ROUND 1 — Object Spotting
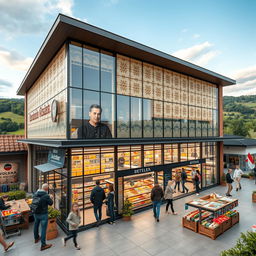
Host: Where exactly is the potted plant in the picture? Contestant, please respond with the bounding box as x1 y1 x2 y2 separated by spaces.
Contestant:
221 231 256 256
248 172 254 180
221 173 226 186
122 198 134 221
46 207 61 240
252 191 256 203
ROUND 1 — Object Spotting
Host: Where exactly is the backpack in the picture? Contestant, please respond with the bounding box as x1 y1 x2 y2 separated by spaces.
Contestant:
30 195 42 214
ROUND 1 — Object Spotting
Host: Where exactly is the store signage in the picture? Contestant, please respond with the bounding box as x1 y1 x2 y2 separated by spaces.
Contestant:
29 100 58 122
133 167 152 174
0 162 18 183
48 149 65 168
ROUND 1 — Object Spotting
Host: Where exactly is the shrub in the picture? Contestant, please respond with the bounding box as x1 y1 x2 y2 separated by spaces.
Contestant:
48 207 61 219
248 172 254 177
0 190 26 200
241 174 249 178
221 231 256 256
122 198 134 217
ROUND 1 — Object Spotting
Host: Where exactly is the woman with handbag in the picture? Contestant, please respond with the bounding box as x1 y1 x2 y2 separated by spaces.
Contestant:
106 184 115 224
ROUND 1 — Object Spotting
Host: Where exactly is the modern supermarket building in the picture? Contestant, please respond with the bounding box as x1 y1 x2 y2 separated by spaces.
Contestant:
17 14 236 231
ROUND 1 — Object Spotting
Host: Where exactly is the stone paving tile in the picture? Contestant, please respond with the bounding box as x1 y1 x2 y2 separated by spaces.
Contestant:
2 179 255 256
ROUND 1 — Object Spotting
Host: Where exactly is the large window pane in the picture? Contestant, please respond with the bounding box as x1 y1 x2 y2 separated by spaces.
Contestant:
101 147 114 173
118 146 130 170
144 145 154 167
83 90 100 121
69 44 82 88
101 52 115 93
164 144 173 164
70 88 82 138
83 46 100 90
131 146 142 168
131 97 142 138
117 95 130 138
101 93 115 137
143 99 153 137
173 120 181 137
154 145 162 165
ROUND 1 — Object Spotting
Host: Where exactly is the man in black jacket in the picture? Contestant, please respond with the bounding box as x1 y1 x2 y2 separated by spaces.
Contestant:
33 183 53 251
181 168 189 193
226 169 234 197
90 180 106 226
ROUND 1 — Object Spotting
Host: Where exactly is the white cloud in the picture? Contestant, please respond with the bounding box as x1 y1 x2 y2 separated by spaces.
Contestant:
172 41 220 67
181 28 188 33
193 34 200 39
0 78 13 97
0 46 33 71
224 66 256 96
0 0 74 37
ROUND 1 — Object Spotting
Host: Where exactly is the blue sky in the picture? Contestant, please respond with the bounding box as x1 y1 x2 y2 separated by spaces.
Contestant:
0 0 255 97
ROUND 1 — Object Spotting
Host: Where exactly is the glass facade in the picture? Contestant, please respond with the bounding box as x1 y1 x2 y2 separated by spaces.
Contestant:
68 42 219 140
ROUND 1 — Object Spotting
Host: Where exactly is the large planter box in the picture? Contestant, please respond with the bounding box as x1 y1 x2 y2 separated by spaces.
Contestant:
221 218 232 232
231 212 239 226
123 216 132 221
182 217 198 233
46 218 58 240
198 223 222 240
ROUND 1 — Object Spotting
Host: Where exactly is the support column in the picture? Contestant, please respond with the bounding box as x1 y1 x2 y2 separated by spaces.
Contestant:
27 144 33 192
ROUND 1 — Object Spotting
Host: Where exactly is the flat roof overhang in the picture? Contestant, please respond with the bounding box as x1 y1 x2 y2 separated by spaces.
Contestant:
17 14 235 96
18 136 241 148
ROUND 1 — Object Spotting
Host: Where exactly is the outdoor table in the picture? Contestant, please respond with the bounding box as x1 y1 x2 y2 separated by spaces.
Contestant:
7 199 31 229
185 195 238 223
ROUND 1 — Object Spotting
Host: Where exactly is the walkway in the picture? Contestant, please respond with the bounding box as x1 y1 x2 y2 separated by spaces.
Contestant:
3 178 256 256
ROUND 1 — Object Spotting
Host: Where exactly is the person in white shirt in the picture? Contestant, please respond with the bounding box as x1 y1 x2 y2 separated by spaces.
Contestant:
233 165 244 191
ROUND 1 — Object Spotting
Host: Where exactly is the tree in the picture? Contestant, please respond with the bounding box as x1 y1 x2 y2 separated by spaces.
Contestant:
230 119 249 137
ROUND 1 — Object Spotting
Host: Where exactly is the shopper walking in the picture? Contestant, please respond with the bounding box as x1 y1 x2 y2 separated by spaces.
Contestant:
0 195 11 210
0 233 14 252
191 168 197 189
151 183 164 222
181 168 189 193
226 169 234 197
233 165 244 191
63 202 81 250
174 171 181 192
32 183 53 251
90 180 106 226
164 180 177 215
106 184 115 224
195 170 201 195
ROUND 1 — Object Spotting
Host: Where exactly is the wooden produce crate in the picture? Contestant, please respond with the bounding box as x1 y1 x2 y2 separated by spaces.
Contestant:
198 223 222 240
231 212 239 226
182 217 198 233
222 218 232 232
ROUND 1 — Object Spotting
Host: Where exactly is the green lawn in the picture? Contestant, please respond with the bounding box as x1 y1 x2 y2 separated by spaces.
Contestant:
0 112 24 124
240 102 256 109
6 129 24 135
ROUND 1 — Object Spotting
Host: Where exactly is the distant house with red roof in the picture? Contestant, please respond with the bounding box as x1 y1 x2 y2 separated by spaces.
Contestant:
0 135 27 190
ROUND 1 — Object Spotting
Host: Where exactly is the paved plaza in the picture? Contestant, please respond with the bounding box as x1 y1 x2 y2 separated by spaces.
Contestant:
3 178 256 256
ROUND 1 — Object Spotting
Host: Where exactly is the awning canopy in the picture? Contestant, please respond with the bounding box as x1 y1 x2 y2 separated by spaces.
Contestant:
34 162 62 173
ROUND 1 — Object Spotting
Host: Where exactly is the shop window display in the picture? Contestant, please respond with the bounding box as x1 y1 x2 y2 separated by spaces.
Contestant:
131 146 142 168
118 146 131 170
144 145 154 167
164 144 174 164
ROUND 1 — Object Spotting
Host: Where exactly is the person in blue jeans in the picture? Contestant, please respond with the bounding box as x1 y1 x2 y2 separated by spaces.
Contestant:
151 183 164 222
33 184 53 251
90 180 106 226
106 184 115 224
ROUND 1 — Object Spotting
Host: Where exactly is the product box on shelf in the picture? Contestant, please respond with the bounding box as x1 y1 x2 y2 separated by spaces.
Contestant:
231 212 239 226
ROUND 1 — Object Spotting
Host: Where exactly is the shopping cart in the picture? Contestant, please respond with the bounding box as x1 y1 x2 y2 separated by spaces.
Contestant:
0 210 21 238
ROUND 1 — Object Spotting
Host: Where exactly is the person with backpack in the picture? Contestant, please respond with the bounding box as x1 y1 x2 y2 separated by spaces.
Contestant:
181 168 189 193
195 170 201 195
90 180 106 227
151 183 164 222
32 183 53 251
63 202 81 250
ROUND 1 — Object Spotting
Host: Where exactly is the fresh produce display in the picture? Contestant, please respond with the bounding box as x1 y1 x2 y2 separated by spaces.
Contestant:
184 210 211 222
201 216 220 229
224 210 237 217
213 215 230 224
